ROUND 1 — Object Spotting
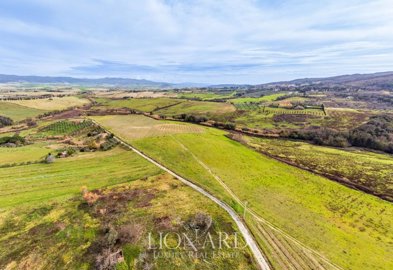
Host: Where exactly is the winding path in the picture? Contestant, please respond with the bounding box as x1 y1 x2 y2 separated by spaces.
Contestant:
91 119 271 270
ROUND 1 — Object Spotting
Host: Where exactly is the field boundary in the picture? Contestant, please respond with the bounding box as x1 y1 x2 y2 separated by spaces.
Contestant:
229 134 393 202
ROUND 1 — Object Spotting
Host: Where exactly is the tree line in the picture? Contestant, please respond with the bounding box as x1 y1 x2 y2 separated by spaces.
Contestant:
283 115 393 154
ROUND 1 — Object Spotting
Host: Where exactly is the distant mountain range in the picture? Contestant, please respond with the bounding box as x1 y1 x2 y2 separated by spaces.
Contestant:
0 74 175 88
1 71 393 90
263 71 393 90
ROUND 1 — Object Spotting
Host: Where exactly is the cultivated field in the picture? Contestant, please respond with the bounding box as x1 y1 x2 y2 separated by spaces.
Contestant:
94 90 176 99
177 91 236 100
7 96 90 111
40 120 94 135
229 93 286 104
0 142 61 166
95 115 393 270
95 97 237 117
0 147 161 207
91 115 204 140
94 97 183 112
245 137 393 200
93 96 374 133
155 99 236 116
0 102 46 121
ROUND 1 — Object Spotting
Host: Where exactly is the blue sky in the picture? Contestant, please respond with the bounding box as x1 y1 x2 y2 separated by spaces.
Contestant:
0 0 392 84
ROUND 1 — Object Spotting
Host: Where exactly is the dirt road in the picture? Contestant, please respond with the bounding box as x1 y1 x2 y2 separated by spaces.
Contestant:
91 119 271 270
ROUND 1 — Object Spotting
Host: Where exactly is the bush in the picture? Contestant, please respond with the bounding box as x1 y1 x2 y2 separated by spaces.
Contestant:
181 114 208 123
0 115 13 128
0 135 25 146
224 122 236 130
25 118 37 127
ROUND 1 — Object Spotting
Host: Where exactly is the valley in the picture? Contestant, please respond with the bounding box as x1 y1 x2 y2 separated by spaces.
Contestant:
0 80 392 270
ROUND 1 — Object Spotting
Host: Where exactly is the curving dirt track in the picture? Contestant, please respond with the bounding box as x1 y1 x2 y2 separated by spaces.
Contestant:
91 119 271 270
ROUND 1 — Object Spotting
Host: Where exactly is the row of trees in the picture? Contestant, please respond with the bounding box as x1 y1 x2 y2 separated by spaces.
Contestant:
176 113 208 123
172 113 237 130
283 115 393 154
283 128 350 148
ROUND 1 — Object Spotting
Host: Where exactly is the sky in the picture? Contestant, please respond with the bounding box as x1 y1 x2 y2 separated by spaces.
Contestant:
0 0 393 84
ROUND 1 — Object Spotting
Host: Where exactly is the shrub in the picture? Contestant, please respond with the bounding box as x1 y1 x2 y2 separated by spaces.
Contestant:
0 115 13 128
0 135 25 146
224 122 236 130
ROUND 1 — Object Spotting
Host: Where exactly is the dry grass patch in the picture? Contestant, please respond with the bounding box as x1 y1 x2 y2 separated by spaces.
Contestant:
8 96 90 111
92 115 204 140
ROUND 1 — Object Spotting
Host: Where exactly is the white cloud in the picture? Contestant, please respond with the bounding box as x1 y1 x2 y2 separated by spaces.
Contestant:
0 0 392 83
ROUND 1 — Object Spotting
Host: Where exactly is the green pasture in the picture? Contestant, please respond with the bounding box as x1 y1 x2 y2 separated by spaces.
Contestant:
0 102 46 121
94 115 393 270
0 147 161 207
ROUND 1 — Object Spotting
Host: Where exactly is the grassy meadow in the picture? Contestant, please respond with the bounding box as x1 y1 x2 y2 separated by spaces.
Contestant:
94 97 183 112
177 91 236 100
229 93 286 104
321 108 370 129
94 114 393 270
0 142 58 166
0 118 257 269
246 137 393 200
94 97 236 117
155 99 236 116
0 147 162 207
0 173 257 270
0 102 46 121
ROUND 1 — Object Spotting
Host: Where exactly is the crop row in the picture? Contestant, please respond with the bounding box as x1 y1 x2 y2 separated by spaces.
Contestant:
42 120 94 135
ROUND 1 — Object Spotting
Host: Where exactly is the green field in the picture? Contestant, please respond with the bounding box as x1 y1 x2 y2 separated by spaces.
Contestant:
263 106 325 116
41 120 94 135
177 91 236 100
92 115 204 140
154 99 236 116
245 137 393 200
231 105 326 130
229 93 286 104
234 109 279 129
95 97 236 117
0 172 256 270
94 97 183 112
0 102 46 121
0 118 258 269
94 115 393 270
0 147 162 207
93 97 330 131
0 142 59 166
321 108 369 129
